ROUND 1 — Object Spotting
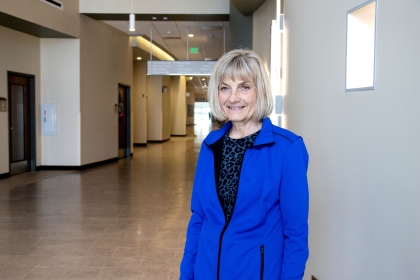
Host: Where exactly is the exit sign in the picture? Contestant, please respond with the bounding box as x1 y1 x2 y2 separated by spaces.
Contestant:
190 47 199 54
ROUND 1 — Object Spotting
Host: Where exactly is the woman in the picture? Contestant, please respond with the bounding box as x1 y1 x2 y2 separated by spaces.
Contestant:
180 49 309 280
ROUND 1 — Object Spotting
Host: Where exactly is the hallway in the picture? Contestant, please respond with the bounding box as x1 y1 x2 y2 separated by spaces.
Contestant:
0 123 215 279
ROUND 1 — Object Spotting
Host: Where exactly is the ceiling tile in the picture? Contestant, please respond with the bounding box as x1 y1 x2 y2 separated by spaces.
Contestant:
176 21 200 27
136 21 154 26
103 20 128 26
135 26 153 34
152 21 177 27
200 21 223 27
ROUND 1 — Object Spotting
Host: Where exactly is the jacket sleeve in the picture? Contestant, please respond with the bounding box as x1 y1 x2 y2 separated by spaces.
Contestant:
180 145 207 279
279 137 309 280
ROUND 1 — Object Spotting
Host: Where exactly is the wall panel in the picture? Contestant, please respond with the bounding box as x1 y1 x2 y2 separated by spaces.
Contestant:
284 0 420 278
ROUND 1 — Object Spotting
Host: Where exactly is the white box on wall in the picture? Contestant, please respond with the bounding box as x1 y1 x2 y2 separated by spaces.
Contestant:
41 104 57 135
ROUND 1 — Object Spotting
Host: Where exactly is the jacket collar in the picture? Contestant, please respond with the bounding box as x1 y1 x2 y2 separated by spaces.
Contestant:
204 118 275 146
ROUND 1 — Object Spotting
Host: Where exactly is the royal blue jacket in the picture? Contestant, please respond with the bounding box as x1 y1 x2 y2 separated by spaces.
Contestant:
180 118 309 280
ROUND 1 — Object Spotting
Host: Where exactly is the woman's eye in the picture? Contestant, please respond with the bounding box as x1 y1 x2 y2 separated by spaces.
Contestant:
242 86 250 90
220 86 229 91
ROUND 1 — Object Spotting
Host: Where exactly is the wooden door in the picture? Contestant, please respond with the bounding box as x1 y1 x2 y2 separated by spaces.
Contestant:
8 74 32 175
118 86 129 158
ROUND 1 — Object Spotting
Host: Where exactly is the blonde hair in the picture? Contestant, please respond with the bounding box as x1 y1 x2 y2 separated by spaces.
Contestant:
207 49 273 121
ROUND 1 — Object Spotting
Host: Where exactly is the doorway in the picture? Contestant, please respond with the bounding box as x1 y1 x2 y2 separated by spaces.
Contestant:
8 73 35 175
118 85 130 158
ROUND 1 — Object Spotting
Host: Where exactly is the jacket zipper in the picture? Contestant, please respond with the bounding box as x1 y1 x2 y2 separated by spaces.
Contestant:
216 156 246 280
215 142 255 280
260 245 265 280
217 222 229 280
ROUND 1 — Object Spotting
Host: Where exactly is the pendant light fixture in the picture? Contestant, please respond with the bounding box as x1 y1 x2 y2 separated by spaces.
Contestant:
129 0 135 31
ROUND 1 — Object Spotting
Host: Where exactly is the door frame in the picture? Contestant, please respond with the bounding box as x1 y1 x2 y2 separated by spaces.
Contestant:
118 83 131 158
7 71 36 174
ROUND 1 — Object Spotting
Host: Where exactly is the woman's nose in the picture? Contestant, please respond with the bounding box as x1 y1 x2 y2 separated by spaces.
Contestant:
228 88 240 102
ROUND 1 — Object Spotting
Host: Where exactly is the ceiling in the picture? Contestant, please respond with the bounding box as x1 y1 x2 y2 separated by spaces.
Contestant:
104 19 230 99
104 20 230 61
185 76 210 100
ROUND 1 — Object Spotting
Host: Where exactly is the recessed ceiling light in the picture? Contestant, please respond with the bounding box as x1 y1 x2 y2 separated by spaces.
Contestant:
167 31 172 34
188 34 194 37
137 57 142 60
202 78 205 81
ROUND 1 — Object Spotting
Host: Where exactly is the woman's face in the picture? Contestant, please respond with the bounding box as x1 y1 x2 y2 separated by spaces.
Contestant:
218 77 258 126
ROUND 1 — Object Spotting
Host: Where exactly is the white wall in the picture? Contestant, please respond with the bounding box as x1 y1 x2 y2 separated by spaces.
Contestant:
0 26 41 174
79 15 133 165
170 76 187 136
133 61 147 144
40 39 80 166
284 0 420 279
252 0 276 69
80 0 229 14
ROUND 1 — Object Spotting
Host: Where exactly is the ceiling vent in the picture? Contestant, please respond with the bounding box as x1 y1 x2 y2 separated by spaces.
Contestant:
39 0 64 10
200 26 223 31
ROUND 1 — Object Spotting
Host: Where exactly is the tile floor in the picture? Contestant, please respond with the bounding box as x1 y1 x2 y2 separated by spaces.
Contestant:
0 122 216 279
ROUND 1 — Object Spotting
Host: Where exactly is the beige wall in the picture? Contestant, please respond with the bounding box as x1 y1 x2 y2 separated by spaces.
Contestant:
80 0 229 14
170 76 187 136
0 0 80 38
40 39 80 166
1 11 133 171
162 76 171 140
284 0 420 279
0 26 41 174
186 92 195 126
1 1 203 170
133 61 147 144
134 73 187 142
146 76 163 141
79 15 133 165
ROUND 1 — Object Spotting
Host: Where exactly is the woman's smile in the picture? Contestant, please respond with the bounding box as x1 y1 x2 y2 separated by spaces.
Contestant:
227 105 245 109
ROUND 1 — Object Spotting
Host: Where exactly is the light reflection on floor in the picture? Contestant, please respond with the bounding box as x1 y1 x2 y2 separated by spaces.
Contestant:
190 120 219 146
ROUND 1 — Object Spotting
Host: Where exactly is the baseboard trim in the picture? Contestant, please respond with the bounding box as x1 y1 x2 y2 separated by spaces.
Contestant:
171 134 186 137
147 138 170 143
37 157 119 171
0 172 10 180
133 143 147 146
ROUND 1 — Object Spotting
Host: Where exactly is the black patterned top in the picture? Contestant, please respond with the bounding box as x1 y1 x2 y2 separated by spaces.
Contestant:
217 130 260 222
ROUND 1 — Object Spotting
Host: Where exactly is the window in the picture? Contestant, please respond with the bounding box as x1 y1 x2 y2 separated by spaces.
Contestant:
346 0 377 91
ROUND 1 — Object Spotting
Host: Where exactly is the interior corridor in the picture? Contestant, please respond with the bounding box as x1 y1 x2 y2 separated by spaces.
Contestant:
0 123 216 280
